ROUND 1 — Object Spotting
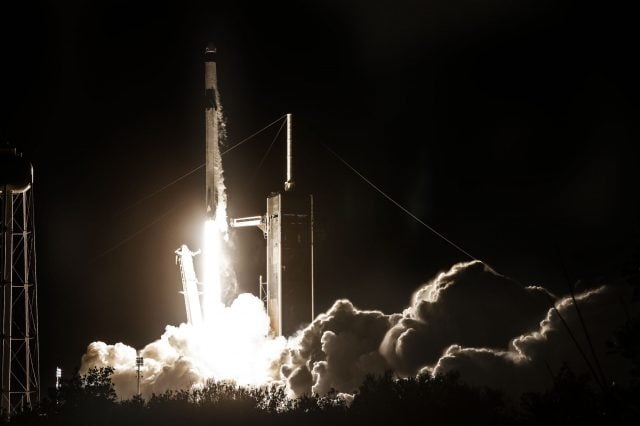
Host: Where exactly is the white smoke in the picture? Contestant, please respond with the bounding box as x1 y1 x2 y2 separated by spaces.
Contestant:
379 261 553 374
81 261 637 399
429 283 635 394
211 87 227 229
281 299 400 396
81 294 286 399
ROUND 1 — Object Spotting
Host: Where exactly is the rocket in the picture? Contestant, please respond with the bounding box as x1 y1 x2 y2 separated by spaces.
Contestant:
204 44 220 219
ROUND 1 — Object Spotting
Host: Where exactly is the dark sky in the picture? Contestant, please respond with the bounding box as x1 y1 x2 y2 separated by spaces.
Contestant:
1 0 638 389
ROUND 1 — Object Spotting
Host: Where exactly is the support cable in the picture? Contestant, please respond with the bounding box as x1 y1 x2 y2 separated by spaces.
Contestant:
89 204 182 263
251 119 287 182
544 292 606 393
117 115 286 215
321 141 612 395
94 115 286 261
322 143 477 261
220 115 286 156
557 248 608 388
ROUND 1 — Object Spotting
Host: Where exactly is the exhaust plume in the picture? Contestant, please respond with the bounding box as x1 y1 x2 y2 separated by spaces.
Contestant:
81 261 637 398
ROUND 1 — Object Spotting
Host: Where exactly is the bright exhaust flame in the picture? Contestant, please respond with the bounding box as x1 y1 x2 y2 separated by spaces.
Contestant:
171 209 287 387
82 104 290 396
201 216 225 320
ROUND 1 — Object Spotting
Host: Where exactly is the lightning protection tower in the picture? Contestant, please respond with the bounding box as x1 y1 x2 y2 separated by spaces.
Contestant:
230 114 314 337
0 148 40 418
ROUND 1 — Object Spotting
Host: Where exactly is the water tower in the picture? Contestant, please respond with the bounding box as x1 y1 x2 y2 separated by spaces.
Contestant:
0 147 40 417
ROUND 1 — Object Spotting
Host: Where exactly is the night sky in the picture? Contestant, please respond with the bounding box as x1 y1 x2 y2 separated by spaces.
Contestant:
1 0 637 390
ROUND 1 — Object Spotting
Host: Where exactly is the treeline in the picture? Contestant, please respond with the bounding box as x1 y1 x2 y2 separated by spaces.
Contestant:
3 363 639 426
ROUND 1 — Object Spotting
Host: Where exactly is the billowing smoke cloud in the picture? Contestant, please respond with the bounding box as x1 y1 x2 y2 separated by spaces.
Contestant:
379 261 553 374
279 261 635 395
282 300 400 396
430 283 634 394
81 261 636 398
81 294 286 399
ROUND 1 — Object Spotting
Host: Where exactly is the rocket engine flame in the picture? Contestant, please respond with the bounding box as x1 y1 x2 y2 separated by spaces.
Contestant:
192 203 289 386
201 217 225 319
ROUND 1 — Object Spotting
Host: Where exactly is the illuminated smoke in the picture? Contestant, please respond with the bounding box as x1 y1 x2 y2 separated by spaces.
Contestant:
379 261 552 374
281 300 399 396
82 294 287 399
81 260 637 399
428 283 636 394
203 107 237 304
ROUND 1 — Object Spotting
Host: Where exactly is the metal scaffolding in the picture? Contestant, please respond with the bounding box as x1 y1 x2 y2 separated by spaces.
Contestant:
1 159 40 418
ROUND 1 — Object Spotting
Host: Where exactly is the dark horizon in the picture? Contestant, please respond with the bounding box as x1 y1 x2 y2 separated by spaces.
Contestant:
0 0 638 391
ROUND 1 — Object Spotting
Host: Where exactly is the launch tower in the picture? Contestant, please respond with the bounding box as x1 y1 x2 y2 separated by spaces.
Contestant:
0 148 40 418
231 114 314 337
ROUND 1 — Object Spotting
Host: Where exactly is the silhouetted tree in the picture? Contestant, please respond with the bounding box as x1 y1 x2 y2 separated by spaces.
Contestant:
6 362 638 426
350 371 509 426
521 365 602 425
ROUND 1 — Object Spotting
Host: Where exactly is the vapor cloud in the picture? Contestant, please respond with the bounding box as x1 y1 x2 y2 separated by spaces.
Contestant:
81 294 286 399
431 284 634 394
281 299 400 396
379 261 552 374
81 261 636 398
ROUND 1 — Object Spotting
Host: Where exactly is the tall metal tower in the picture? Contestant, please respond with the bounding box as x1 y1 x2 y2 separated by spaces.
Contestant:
0 148 40 418
230 114 315 337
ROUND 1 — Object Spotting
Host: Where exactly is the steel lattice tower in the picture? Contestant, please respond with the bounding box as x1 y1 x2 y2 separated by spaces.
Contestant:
1 148 40 418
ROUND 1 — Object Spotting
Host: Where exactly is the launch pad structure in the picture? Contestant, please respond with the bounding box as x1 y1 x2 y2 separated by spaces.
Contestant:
176 46 315 337
230 113 315 337
0 148 40 418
